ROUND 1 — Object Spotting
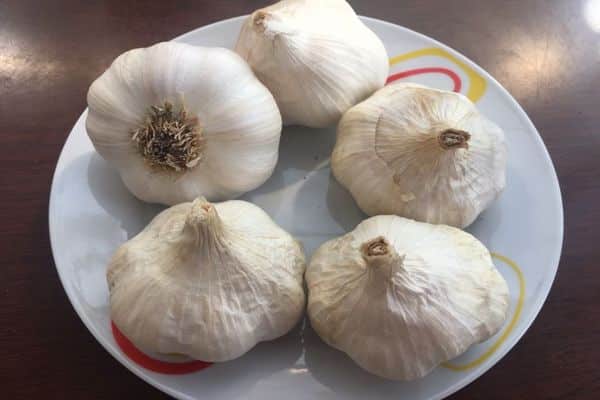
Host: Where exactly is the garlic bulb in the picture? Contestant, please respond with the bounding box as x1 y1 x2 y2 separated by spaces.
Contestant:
107 197 306 361
306 215 509 380
235 0 389 128
87 42 282 205
332 83 507 228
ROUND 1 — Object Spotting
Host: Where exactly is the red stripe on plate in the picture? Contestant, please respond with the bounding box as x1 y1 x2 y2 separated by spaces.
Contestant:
386 67 462 92
111 321 212 375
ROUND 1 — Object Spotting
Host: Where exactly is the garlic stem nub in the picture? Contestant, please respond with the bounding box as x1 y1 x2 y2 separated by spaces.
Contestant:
132 102 205 172
362 236 390 258
438 129 470 150
183 197 224 244
361 236 402 272
253 11 268 31
186 197 213 225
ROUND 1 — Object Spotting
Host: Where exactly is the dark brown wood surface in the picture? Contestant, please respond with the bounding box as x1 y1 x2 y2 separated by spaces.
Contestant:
1 0 598 398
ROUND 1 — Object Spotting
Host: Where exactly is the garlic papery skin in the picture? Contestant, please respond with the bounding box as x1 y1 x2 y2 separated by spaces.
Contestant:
235 0 389 128
107 197 306 362
306 215 509 380
86 42 282 205
331 83 507 228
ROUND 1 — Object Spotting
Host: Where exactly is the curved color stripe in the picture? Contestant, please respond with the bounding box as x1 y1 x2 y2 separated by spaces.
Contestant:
442 253 526 371
389 47 487 102
111 322 212 374
386 67 462 92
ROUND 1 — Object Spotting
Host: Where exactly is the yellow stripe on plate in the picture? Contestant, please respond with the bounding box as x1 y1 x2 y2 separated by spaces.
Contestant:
389 47 487 102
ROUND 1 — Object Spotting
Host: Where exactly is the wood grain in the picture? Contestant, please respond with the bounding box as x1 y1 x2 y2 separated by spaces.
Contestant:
1 0 598 398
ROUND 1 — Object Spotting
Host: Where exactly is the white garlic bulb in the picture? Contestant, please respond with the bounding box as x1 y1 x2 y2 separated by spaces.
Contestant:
306 215 509 380
332 83 507 228
107 197 306 362
87 42 282 205
235 0 389 128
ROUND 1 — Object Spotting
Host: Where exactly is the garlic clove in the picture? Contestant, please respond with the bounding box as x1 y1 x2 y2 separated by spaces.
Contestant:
87 43 282 205
107 197 306 362
332 83 507 228
306 215 509 380
235 0 389 128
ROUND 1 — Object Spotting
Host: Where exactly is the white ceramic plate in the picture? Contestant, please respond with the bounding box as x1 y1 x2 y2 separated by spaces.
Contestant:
49 16 563 400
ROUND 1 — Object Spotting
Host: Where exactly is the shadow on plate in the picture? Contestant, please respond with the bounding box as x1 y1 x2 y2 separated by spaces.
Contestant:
241 125 336 214
277 124 337 172
303 321 412 399
183 321 305 399
87 153 164 239
325 171 366 232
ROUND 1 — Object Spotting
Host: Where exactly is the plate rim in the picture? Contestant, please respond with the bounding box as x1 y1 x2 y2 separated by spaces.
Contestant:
48 15 564 400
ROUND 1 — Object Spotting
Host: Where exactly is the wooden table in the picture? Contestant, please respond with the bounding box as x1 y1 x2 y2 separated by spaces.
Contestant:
2 0 598 398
